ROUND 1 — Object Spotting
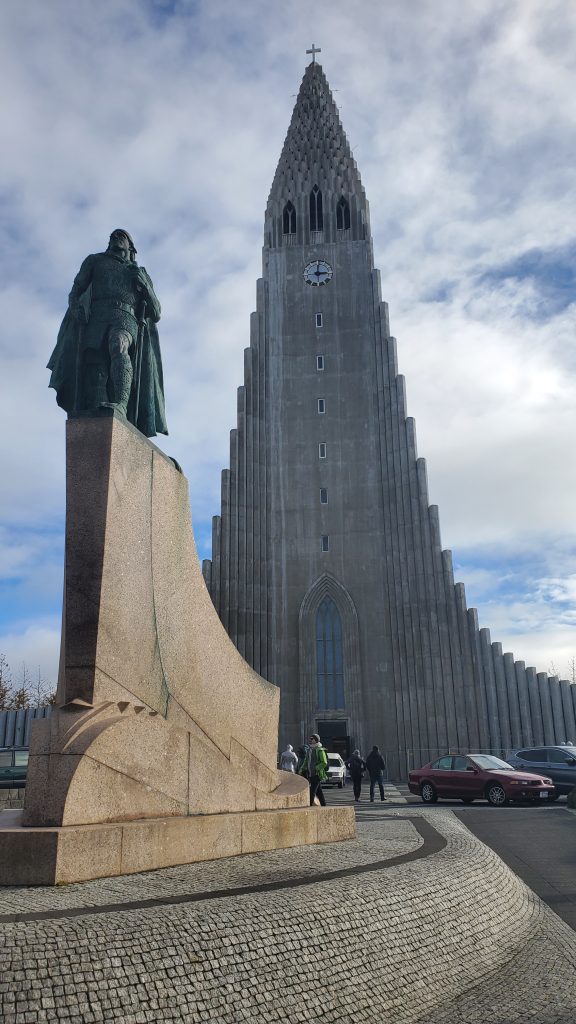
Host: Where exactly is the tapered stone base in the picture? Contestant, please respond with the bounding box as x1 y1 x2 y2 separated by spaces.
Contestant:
2 413 355 885
0 806 355 886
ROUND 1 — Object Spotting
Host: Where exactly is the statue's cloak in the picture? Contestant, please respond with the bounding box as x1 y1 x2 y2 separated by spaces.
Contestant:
48 280 168 438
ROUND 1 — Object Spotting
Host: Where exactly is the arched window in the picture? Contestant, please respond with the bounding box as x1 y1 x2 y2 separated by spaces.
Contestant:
336 196 350 230
309 186 323 232
283 201 296 235
316 596 345 709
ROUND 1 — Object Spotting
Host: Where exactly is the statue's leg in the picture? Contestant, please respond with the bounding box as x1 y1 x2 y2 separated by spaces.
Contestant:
82 348 109 411
108 330 133 417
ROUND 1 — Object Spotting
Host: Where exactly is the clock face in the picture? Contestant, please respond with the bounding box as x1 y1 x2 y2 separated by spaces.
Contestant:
304 260 333 286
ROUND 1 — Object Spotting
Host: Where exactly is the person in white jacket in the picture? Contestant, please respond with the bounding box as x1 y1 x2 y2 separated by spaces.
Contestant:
279 744 298 772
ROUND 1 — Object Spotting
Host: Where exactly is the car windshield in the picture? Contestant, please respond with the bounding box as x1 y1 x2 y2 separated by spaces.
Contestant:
469 755 514 771
327 756 341 766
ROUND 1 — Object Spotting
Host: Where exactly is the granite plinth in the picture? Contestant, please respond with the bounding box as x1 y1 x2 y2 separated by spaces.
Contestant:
0 413 353 884
0 805 355 885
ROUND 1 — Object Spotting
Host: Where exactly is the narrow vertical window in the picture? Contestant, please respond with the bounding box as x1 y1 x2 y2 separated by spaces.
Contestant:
321 535 329 552
310 186 323 231
316 596 344 708
336 196 350 230
282 201 296 234
319 442 327 459
315 312 323 328
317 398 325 413
320 488 328 504
316 355 324 371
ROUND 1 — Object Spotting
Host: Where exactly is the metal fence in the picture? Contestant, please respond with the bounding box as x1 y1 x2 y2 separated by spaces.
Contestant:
0 706 53 748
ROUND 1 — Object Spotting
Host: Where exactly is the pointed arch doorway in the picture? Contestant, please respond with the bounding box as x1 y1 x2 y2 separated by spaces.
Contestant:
299 574 363 755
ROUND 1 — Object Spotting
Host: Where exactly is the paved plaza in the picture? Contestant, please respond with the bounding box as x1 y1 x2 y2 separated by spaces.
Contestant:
1 804 575 1023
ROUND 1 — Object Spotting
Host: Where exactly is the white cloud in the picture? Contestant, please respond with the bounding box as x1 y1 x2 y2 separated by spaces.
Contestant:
1 0 575 685
0 621 61 691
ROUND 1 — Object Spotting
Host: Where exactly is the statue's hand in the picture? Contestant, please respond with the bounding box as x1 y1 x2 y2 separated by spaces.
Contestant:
130 265 146 293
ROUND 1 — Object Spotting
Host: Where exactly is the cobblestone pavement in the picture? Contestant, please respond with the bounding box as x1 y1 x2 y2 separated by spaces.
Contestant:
1 809 575 1023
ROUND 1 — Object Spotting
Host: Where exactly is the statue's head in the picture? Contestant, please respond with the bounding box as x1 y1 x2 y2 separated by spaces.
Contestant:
108 229 137 261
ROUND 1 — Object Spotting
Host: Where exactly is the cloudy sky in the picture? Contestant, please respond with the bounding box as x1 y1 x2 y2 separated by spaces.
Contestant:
1 0 575 691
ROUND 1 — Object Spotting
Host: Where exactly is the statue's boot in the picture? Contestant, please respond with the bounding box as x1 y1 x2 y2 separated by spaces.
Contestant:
109 352 133 417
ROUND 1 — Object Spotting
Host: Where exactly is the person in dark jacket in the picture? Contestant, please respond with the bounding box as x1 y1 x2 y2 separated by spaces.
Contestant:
296 745 308 777
300 734 328 806
365 745 386 802
346 749 366 802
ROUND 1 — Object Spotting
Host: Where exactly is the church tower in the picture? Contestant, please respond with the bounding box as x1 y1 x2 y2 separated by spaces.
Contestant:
202 58 576 776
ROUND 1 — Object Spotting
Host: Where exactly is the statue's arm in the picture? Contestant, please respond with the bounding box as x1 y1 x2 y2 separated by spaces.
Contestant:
68 255 95 318
135 267 161 323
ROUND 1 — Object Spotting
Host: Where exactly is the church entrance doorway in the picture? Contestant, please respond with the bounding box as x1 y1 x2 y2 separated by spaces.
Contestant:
317 719 350 759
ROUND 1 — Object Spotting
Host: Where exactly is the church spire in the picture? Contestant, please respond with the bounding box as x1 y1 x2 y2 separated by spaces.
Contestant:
265 62 368 247
269 62 362 203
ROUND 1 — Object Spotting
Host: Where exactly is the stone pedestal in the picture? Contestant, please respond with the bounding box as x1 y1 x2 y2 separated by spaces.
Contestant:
0 413 354 883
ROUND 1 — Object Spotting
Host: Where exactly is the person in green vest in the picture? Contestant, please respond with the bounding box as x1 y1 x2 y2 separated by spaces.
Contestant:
300 733 328 806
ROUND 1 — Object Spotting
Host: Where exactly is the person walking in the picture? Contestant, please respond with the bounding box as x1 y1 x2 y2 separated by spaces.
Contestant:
346 749 366 802
300 733 328 806
279 744 298 772
296 745 308 777
365 745 386 802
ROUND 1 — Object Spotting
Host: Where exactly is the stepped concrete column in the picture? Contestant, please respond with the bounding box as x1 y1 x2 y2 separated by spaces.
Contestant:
503 653 522 749
548 676 566 742
514 661 532 745
491 643 511 754
442 551 468 750
479 629 501 754
454 583 479 750
559 680 576 743
537 672 555 744
526 668 544 745
468 610 489 751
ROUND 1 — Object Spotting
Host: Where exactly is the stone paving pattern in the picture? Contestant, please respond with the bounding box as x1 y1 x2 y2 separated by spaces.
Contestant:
0 809 575 1023
0 789 24 811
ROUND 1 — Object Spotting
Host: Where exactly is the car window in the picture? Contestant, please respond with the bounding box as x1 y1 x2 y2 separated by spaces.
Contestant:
469 755 513 770
0 752 12 768
452 756 469 771
431 756 452 770
13 751 29 767
548 748 575 764
516 748 547 762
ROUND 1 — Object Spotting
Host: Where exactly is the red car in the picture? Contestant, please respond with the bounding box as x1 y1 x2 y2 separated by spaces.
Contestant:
408 753 554 806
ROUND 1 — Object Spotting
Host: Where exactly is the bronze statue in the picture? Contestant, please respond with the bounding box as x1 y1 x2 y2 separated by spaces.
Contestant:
48 229 167 437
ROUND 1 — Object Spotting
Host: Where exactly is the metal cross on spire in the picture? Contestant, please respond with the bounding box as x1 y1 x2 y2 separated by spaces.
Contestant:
306 43 321 63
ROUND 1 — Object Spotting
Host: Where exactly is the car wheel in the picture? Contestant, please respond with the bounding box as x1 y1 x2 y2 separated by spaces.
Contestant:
420 782 438 804
461 798 474 804
547 788 560 802
338 779 344 789
486 784 508 807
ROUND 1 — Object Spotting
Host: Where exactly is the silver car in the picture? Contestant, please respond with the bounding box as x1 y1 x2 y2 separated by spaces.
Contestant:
507 745 576 799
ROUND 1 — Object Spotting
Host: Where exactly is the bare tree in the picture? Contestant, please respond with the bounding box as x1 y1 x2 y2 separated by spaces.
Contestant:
9 687 31 710
28 667 56 707
0 654 12 710
0 655 56 711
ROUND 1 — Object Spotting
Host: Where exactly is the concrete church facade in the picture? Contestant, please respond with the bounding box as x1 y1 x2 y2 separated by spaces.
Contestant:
202 60 576 777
